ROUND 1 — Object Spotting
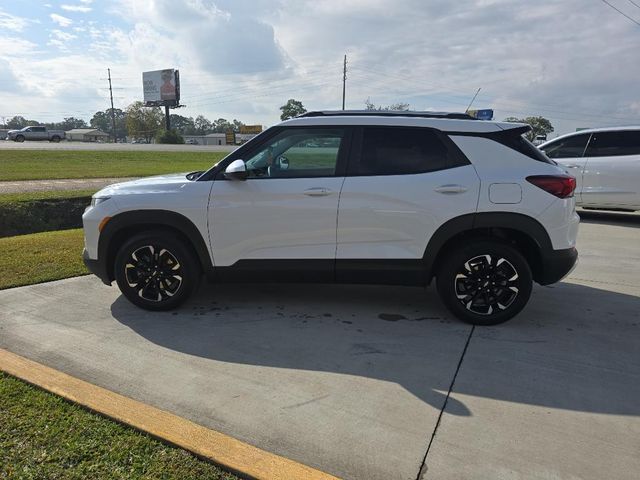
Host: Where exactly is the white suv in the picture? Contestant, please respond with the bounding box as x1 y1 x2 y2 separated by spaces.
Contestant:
83 111 579 325
539 126 640 211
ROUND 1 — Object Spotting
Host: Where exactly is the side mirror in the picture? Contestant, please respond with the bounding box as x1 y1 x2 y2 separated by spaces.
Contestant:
224 159 247 181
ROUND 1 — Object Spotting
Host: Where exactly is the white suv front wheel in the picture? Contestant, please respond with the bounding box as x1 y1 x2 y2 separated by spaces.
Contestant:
114 231 200 310
436 240 533 325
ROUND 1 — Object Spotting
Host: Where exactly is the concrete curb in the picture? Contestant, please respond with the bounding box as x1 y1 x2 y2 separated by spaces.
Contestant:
0 348 340 480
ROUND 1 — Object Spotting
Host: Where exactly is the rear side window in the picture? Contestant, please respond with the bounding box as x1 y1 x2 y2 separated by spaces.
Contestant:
491 128 555 164
352 127 456 176
542 134 590 159
584 130 640 157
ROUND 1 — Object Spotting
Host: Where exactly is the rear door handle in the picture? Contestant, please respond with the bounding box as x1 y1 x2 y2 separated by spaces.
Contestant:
435 184 468 194
303 187 332 197
564 164 582 169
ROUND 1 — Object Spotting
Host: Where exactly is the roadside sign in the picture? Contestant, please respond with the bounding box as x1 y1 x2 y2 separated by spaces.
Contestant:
240 125 262 134
225 131 236 145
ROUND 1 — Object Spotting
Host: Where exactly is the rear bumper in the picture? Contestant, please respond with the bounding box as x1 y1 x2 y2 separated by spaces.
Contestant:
537 247 578 285
82 249 111 286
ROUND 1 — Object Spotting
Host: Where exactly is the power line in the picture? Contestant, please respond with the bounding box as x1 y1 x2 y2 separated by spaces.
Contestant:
628 0 640 10
599 0 640 26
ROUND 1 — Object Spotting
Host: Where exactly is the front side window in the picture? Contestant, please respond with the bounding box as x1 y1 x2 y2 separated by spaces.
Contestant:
353 127 452 176
243 128 344 178
584 130 640 157
542 134 590 159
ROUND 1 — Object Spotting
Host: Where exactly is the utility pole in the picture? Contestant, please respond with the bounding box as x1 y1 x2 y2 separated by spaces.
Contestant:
107 68 117 143
342 54 347 110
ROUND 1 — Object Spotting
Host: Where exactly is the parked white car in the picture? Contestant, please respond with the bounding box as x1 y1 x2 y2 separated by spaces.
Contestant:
83 111 579 325
539 126 640 211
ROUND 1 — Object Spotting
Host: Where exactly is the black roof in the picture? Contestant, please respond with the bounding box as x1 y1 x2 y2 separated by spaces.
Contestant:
299 110 476 120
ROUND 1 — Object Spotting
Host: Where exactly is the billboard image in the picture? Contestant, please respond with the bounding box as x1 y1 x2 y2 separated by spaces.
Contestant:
143 69 180 106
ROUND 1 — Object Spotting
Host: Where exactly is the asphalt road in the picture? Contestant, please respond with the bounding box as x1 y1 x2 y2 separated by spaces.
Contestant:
0 140 236 152
0 213 638 479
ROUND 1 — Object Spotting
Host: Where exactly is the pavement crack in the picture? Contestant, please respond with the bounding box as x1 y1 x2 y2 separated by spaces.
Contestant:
415 325 475 480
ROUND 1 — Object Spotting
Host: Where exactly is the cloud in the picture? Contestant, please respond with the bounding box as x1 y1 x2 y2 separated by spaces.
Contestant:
50 13 73 27
2 0 639 133
0 59 19 93
0 9 33 32
48 29 78 50
113 0 287 75
61 5 92 13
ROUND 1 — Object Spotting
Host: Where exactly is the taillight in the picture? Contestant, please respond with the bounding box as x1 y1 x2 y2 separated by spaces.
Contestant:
526 175 576 199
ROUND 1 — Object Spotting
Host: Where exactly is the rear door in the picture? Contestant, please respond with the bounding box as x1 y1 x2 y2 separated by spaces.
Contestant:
581 130 640 208
336 126 480 280
540 132 591 203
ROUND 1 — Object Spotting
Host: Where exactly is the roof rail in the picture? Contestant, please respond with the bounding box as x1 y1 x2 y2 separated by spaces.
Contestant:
298 110 477 120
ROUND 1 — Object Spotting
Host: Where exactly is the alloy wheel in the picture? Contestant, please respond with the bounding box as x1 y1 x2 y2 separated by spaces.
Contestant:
454 254 519 316
124 245 183 302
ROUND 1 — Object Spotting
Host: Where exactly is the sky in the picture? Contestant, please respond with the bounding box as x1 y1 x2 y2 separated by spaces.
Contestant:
0 0 639 136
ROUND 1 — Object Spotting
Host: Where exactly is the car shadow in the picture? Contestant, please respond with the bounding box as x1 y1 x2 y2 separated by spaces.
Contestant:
111 280 640 418
579 209 640 228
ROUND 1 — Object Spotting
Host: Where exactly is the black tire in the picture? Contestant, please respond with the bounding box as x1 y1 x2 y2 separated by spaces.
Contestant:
114 231 200 311
15 135 24 143
51 135 60 143
436 240 532 326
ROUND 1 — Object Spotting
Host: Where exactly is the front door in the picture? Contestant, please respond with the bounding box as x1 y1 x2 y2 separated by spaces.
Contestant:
209 127 349 276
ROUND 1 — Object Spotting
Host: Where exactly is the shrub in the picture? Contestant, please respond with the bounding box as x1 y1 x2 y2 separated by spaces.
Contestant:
156 129 185 144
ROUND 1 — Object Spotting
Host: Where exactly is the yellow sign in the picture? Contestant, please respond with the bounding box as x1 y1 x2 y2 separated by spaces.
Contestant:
239 125 262 134
225 131 236 145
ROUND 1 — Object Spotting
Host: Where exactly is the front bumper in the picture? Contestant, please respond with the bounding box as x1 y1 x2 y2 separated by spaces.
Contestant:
82 249 111 285
537 247 578 285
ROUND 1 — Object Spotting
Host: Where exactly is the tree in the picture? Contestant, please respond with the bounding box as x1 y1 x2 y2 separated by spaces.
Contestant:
503 116 554 141
91 108 126 140
156 129 185 144
169 114 196 135
365 98 410 111
125 101 163 143
280 99 306 120
6 116 39 129
194 115 212 135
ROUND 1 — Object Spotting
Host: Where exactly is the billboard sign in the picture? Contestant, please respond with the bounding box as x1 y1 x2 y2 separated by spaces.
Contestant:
467 109 494 120
143 69 180 106
239 125 263 134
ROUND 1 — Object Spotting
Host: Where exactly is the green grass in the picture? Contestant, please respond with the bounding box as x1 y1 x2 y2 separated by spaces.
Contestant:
0 372 238 479
0 189 97 204
0 229 88 289
0 150 228 181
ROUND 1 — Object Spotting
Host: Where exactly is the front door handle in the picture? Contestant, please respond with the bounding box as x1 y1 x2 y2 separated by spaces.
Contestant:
564 164 582 169
435 184 468 194
303 187 332 197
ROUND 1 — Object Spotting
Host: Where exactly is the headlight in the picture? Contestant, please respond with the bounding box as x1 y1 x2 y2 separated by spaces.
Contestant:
90 197 111 207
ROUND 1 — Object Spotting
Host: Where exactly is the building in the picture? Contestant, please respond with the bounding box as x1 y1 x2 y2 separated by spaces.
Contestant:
182 133 227 145
66 128 109 142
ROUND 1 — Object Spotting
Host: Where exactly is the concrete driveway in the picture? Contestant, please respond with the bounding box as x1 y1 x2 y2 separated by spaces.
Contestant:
0 213 639 479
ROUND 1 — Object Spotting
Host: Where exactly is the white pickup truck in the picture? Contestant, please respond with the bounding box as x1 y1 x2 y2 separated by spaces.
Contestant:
6 126 65 142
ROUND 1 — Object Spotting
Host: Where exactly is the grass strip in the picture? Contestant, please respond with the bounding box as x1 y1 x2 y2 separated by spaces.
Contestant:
0 372 237 480
0 189 98 204
0 229 88 289
0 150 228 181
